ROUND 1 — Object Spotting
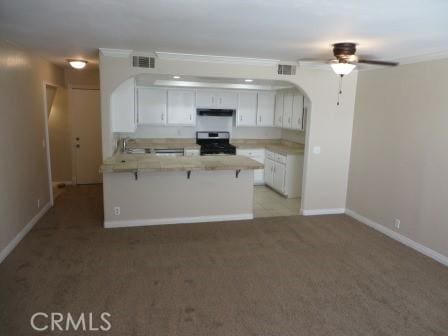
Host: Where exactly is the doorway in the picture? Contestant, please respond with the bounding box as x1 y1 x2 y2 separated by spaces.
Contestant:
69 87 102 185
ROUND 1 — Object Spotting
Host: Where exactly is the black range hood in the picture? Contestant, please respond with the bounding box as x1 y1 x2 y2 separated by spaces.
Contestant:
197 108 235 117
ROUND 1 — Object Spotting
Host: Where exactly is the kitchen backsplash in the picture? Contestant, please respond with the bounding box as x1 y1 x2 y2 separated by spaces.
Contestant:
281 128 306 144
123 115 283 139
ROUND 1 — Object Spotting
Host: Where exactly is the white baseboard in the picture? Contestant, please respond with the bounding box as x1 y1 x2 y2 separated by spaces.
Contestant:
104 213 254 228
301 208 346 216
0 202 51 264
345 209 448 267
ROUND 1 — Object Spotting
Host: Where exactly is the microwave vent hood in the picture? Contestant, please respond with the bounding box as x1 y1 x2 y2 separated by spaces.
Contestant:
197 108 235 117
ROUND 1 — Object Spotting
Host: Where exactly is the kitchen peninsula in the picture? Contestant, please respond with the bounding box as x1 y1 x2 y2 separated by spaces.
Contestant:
101 153 263 228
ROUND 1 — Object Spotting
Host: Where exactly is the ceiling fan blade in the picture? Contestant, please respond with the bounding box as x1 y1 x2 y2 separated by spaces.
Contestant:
358 59 399 66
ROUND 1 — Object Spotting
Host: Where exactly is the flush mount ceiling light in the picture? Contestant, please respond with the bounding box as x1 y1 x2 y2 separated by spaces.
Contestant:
173 75 180 79
244 79 253 82
330 62 356 76
68 60 87 69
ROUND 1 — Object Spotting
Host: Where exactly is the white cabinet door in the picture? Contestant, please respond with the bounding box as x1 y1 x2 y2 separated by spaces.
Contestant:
237 92 257 126
137 88 167 125
291 94 304 131
167 90 196 126
273 162 286 193
217 91 238 108
264 158 275 187
196 90 238 109
282 93 293 129
196 91 215 108
274 93 284 127
111 78 136 133
257 92 275 126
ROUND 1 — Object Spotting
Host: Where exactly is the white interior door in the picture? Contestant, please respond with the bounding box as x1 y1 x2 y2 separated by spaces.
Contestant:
71 88 102 184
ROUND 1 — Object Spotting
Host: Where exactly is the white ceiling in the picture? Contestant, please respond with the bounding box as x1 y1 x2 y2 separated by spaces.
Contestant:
1 0 448 67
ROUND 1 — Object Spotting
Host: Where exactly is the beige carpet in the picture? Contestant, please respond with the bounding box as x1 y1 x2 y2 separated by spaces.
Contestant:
1 185 447 335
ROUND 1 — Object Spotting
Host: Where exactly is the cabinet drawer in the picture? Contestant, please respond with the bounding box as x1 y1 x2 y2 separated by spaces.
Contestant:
275 153 287 164
184 149 200 156
265 150 275 160
237 148 264 157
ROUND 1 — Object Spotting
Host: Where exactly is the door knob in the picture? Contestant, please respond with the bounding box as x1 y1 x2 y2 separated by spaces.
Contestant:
76 137 80 141
76 144 80 148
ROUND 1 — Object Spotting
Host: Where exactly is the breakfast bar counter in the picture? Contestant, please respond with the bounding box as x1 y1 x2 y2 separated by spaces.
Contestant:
101 154 263 228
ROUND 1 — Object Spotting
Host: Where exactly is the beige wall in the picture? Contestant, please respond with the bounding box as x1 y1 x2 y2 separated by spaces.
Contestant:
0 40 64 255
100 53 358 213
64 68 99 87
347 59 448 258
48 88 71 182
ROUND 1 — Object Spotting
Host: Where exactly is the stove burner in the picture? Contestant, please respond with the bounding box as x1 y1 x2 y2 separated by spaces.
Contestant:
196 131 236 155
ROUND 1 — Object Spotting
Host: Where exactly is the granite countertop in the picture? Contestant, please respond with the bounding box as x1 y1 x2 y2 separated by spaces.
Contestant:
125 138 200 150
101 154 264 173
231 139 305 155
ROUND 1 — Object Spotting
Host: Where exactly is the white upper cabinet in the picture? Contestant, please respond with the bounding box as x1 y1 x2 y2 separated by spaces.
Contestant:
274 93 284 127
167 90 196 126
136 88 167 125
196 91 238 109
237 91 257 126
111 78 136 133
257 92 275 127
291 93 304 130
282 93 294 129
218 91 238 108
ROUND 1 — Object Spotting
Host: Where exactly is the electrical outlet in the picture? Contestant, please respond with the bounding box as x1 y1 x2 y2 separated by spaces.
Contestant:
37 199 40 208
114 207 121 216
394 218 400 229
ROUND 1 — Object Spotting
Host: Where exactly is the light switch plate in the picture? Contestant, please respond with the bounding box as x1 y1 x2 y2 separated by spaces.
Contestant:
313 146 321 154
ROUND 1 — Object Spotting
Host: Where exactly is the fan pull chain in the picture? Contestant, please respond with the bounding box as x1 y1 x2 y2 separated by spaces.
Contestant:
337 74 343 106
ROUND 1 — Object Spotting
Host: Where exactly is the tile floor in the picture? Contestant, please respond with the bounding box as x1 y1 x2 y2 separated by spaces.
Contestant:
253 185 300 217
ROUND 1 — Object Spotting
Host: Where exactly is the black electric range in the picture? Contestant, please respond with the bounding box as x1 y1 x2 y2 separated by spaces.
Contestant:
196 131 236 155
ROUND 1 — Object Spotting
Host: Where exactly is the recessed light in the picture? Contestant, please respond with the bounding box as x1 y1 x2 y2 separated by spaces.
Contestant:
68 60 87 69
244 79 253 82
173 75 181 79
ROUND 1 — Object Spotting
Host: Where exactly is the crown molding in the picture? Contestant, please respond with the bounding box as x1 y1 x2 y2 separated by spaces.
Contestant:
99 48 132 58
155 52 280 66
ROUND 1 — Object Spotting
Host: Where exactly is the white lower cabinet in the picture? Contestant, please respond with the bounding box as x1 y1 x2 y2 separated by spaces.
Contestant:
273 161 286 193
237 148 265 185
264 150 303 198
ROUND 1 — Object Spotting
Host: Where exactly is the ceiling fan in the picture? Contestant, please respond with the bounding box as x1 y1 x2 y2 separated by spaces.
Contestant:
304 42 399 76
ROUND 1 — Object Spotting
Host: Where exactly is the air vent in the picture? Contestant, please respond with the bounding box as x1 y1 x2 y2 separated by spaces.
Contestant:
132 56 155 68
277 64 296 75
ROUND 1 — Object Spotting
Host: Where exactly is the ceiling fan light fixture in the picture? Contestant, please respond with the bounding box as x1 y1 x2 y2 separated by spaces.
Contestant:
331 62 356 76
